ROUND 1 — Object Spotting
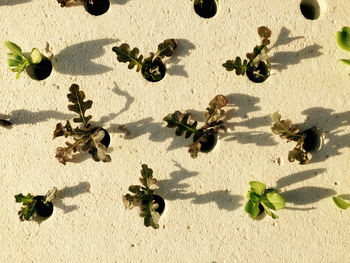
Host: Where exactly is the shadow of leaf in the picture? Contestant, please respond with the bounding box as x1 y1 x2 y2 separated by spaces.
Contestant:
276 168 327 188
110 0 129 4
0 0 30 5
54 38 117 75
282 186 336 205
0 110 74 125
270 27 304 49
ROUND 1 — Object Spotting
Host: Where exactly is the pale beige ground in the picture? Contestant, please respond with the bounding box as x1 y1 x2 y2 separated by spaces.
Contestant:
0 0 350 262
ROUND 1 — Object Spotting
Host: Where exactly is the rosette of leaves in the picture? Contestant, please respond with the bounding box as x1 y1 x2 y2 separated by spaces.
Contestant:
112 39 177 82
122 164 164 229
245 181 285 219
15 187 57 221
271 112 310 165
5 41 52 80
333 196 350 210
336 27 350 66
223 26 271 83
53 84 111 165
163 94 228 158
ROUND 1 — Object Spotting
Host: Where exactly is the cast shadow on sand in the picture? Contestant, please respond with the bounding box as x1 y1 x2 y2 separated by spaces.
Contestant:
54 38 117 75
0 0 30 5
156 161 243 211
268 27 322 72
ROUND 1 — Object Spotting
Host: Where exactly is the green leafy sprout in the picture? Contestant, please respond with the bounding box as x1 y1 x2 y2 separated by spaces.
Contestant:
163 94 228 158
122 164 162 229
336 27 350 66
112 39 177 81
333 196 350 210
245 181 285 219
271 112 310 165
53 84 111 165
223 26 271 83
5 41 43 79
15 187 57 221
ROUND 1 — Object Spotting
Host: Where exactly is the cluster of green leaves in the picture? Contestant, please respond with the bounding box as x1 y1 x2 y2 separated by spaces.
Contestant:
122 164 161 229
336 27 350 66
163 94 228 158
222 26 271 79
53 84 111 165
112 39 177 80
15 187 56 221
271 112 309 164
5 41 42 79
333 196 350 210
245 181 285 219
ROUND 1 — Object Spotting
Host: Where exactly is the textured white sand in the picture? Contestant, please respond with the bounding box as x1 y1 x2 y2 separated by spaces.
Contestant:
1 0 350 262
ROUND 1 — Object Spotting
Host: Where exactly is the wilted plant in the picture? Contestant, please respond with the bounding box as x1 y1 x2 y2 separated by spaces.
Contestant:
164 94 228 158
15 187 57 221
223 26 271 83
112 39 177 82
336 27 350 66
56 0 110 16
122 164 165 229
5 41 52 80
245 181 285 219
271 112 323 165
53 84 111 165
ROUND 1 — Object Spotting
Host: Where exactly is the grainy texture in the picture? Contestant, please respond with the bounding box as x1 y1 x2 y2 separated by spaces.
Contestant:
1 0 350 262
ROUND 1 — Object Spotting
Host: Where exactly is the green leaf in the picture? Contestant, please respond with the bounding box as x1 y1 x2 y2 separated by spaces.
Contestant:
67 84 93 127
271 112 301 142
339 59 350 65
336 27 350 52
222 57 248 76
244 200 260 218
260 202 279 219
163 111 198 138
112 43 144 72
155 39 177 59
332 196 350 210
141 201 160 229
15 193 37 221
30 48 42 64
4 41 24 57
15 193 35 204
249 181 266 195
262 190 285 211
139 164 157 189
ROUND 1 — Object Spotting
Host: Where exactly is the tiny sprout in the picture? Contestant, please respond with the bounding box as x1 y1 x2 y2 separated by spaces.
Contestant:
15 187 57 221
53 84 111 165
223 26 271 83
112 39 177 82
56 0 110 16
271 112 323 165
164 94 228 158
336 27 350 66
333 196 350 210
122 164 165 229
4 41 52 80
245 181 285 219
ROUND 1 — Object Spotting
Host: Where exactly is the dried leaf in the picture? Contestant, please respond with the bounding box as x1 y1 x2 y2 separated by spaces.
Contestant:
156 39 177 59
205 94 228 126
112 43 144 72
271 112 301 142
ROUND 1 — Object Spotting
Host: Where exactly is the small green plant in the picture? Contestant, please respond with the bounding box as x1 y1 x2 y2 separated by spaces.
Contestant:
245 181 285 219
336 27 350 66
223 26 271 83
112 39 177 82
332 196 350 210
163 94 228 158
271 112 323 165
15 187 57 221
122 164 165 229
5 41 52 80
53 84 111 165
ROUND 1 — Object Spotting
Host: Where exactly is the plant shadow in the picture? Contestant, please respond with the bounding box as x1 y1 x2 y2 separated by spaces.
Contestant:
270 27 304 50
110 0 130 4
54 182 91 213
157 161 243 211
0 0 30 5
54 38 117 75
300 107 350 163
167 39 196 78
276 168 327 188
0 110 74 126
282 186 336 206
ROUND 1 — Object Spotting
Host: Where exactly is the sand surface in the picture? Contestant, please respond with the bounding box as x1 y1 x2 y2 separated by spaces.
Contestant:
1 0 350 262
